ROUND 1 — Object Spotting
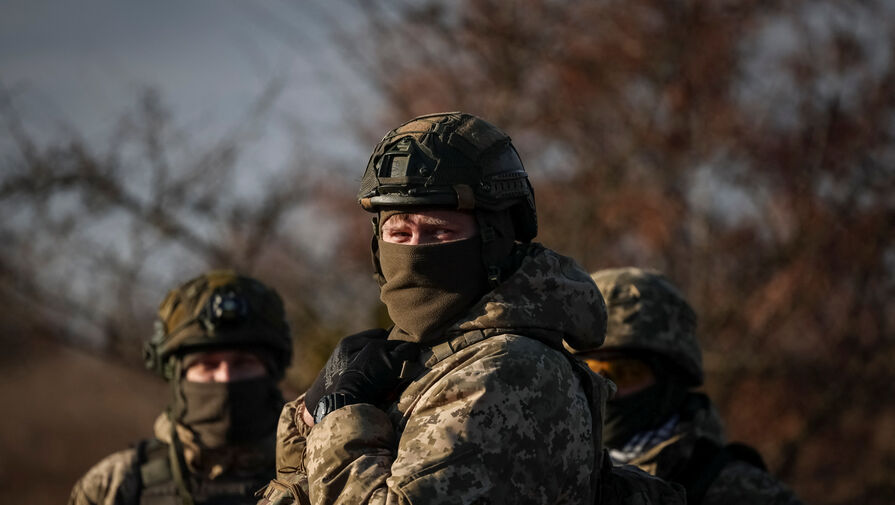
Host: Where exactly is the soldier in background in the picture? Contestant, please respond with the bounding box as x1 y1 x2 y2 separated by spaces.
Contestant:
69 270 292 505
260 112 683 505
573 267 802 505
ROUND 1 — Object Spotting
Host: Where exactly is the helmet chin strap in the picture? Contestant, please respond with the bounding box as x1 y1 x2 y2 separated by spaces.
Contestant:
370 215 386 287
474 210 517 289
165 359 196 505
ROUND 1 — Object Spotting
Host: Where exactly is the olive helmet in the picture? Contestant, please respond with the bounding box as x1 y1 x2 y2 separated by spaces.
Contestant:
143 270 292 380
584 267 703 386
358 112 537 242
359 112 537 286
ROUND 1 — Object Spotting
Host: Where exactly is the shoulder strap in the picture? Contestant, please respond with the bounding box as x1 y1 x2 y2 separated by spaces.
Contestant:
677 438 767 505
422 329 490 366
136 438 173 488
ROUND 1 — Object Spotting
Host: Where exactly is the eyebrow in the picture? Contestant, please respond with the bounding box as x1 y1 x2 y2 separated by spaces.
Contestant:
383 214 453 228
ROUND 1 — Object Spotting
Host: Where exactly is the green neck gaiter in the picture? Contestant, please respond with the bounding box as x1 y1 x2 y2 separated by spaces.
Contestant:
173 377 282 449
602 380 689 449
378 237 489 344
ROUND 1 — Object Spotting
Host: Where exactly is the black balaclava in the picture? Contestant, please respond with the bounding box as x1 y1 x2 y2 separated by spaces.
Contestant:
602 360 690 449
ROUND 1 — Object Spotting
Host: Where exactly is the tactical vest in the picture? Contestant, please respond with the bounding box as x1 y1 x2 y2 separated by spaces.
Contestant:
672 437 767 505
136 438 271 505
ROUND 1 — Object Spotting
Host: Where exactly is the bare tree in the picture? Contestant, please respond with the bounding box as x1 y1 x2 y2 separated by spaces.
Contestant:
0 83 378 388
335 1 895 503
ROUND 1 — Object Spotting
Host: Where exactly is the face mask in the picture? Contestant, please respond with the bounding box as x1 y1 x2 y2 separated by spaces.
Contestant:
602 380 689 449
173 377 282 448
378 237 488 343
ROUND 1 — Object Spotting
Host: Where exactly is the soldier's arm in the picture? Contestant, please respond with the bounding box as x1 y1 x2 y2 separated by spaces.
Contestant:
303 336 598 505
68 449 140 505
258 396 314 505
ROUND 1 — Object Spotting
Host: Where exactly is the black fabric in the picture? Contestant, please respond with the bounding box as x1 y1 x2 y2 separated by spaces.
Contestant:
311 339 420 418
474 210 517 287
304 328 390 415
598 450 686 504
602 379 690 449
672 438 767 505
173 378 282 448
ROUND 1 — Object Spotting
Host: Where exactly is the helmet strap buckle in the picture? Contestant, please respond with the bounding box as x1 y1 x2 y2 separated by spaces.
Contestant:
480 225 496 244
487 266 501 288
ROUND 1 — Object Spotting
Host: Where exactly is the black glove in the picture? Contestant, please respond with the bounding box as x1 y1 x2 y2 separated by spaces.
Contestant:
304 329 389 414
311 339 419 423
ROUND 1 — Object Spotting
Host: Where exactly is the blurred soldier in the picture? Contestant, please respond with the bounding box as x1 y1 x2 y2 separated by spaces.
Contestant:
259 112 665 505
574 267 802 505
69 270 292 505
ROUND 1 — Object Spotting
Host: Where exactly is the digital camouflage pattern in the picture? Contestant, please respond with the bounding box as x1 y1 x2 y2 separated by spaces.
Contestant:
69 447 141 505
261 244 614 505
624 394 803 505
69 413 276 505
580 267 703 386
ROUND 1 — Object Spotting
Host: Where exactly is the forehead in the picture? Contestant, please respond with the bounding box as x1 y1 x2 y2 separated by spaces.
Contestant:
185 349 260 364
381 209 475 227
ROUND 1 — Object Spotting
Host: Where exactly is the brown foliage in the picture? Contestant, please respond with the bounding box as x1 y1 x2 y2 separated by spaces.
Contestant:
339 1 895 503
1 2 893 503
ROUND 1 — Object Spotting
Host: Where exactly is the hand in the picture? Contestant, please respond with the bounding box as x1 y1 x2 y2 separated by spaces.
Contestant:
335 339 420 402
310 339 419 423
304 329 389 418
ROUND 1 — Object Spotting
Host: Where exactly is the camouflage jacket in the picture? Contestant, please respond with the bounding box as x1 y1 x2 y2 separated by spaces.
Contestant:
262 245 613 505
69 413 275 505
623 394 802 505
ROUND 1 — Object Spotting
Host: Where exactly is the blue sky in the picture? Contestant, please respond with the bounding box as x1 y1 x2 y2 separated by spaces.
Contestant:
0 0 372 165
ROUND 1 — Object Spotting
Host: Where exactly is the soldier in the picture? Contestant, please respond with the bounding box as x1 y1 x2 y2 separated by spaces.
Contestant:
69 270 292 505
260 112 637 505
573 267 802 505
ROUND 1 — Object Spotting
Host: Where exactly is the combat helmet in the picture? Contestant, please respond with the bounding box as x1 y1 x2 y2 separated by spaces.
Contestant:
358 112 537 284
585 267 703 386
143 270 292 380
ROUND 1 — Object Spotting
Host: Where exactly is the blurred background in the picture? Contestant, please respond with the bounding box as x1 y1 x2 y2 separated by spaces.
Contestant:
1 1 893 503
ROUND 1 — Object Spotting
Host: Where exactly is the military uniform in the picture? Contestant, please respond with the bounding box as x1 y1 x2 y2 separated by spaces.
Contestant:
575 267 802 505
69 414 275 505
617 393 801 505
260 113 684 505
70 271 292 505
263 244 609 504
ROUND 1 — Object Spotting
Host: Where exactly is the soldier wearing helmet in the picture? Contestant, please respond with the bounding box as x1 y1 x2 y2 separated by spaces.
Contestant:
259 112 634 505
574 267 802 505
69 270 292 505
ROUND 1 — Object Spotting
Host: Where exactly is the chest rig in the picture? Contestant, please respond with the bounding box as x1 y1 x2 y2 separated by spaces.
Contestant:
135 438 270 505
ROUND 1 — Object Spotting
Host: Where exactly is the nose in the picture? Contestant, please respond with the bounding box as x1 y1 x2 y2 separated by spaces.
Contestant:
213 361 232 382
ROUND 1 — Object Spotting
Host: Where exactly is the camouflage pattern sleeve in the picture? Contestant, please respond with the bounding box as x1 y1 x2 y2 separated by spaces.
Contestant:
275 396 312 478
703 461 804 505
305 404 396 504
68 448 140 505
257 396 314 505
304 335 597 505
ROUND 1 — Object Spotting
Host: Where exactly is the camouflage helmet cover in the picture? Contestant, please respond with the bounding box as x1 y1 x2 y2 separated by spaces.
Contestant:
585 267 703 386
357 112 537 242
143 270 292 380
